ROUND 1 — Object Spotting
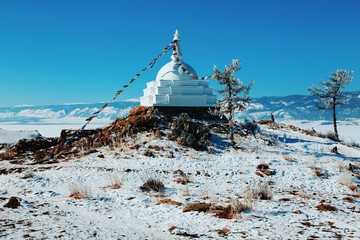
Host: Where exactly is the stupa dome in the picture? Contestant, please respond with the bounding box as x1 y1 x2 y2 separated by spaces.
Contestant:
156 61 197 81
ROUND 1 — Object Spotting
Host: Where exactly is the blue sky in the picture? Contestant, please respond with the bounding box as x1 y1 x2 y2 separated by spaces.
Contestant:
1 0 359 107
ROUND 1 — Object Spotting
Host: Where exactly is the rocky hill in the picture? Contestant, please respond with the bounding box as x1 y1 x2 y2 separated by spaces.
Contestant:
0 106 360 239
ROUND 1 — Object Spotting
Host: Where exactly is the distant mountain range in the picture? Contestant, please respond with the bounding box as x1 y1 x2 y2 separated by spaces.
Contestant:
243 91 360 121
0 102 138 125
0 92 359 125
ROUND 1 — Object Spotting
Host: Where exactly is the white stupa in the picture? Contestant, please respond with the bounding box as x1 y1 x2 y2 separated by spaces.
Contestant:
140 30 217 108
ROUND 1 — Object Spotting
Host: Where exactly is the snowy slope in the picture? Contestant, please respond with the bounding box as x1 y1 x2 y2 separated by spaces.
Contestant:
1 124 360 239
239 91 360 120
0 128 42 144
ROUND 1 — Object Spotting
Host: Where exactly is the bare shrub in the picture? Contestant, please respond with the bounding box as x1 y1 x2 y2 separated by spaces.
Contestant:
346 139 360 148
231 197 253 214
303 128 318 137
140 178 165 193
338 172 352 186
168 113 211 151
240 118 260 136
325 132 340 142
69 184 92 199
248 180 273 200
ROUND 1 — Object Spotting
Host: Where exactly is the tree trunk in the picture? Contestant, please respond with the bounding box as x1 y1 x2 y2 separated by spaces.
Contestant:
229 112 234 146
228 85 235 146
332 100 339 141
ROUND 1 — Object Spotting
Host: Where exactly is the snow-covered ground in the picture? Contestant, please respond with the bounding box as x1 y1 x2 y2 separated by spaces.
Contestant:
0 123 108 139
283 119 360 143
0 128 42 144
1 118 359 143
1 123 360 239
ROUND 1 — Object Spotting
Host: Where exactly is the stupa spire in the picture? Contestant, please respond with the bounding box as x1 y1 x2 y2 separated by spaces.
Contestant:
171 29 183 61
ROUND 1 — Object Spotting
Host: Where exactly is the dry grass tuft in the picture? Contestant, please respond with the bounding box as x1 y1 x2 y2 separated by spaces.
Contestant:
140 178 165 193
156 199 182 206
0 148 17 160
105 174 122 189
183 202 212 212
247 180 273 200
316 204 337 211
174 169 191 185
256 163 276 176
342 196 354 202
213 204 235 219
69 184 92 199
216 227 230 235
348 185 358 192
175 177 190 185
309 166 324 177
278 198 292 201
283 156 294 162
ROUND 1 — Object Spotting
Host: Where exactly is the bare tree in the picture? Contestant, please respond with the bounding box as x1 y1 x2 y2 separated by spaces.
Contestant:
308 70 353 141
213 59 254 146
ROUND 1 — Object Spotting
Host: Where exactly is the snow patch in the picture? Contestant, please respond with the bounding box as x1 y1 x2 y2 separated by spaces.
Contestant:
0 128 42 144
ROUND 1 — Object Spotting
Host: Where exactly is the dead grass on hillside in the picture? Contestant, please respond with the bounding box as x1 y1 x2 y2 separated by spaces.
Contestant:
348 185 358 192
103 174 122 189
309 166 324 177
156 199 182 206
283 156 294 162
68 184 92 199
316 203 337 211
256 163 276 176
0 146 16 160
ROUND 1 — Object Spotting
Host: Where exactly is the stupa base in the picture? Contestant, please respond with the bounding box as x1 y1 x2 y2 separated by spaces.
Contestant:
154 106 225 121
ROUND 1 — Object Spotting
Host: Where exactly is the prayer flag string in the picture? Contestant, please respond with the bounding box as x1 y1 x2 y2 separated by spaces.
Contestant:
81 39 218 130
81 41 175 130
172 40 217 80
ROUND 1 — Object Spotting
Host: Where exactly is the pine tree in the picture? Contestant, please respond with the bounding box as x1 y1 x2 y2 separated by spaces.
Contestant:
308 70 353 141
213 59 254 146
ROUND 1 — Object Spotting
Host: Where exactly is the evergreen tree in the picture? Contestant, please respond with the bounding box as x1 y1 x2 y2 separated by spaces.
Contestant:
308 70 353 141
213 59 254 146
